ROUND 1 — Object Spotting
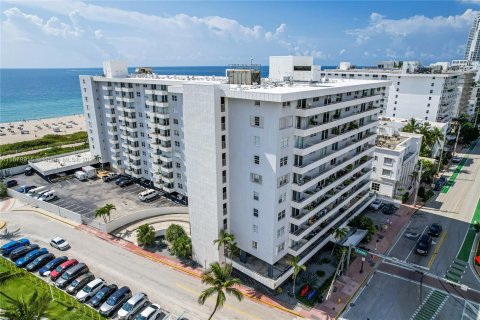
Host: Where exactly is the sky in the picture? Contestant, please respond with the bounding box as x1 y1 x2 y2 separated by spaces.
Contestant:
1 0 480 68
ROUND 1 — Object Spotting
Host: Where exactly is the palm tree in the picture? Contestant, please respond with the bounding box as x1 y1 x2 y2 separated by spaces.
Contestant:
103 204 116 222
402 118 421 133
94 207 108 223
198 262 243 320
330 227 348 258
287 256 306 297
93 154 104 170
0 289 52 320
429 127 444 147
136 224 156 247
213 230 235 262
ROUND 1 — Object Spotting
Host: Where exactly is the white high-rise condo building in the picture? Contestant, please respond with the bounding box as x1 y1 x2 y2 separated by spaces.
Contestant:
80 57 389 289
465 14 480 62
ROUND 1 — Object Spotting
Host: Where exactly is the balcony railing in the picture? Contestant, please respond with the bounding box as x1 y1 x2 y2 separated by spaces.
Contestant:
296 92 378 111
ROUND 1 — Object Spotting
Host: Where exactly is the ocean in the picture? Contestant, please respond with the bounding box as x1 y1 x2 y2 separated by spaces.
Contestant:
0 65 336 123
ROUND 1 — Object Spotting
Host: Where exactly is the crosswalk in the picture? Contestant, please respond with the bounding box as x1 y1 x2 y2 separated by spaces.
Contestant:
446 259 468 282
411 290 448 320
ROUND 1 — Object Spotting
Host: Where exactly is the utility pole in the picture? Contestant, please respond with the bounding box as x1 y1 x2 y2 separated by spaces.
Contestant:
453 123 462 157
436 139 445 175
413 161 423 207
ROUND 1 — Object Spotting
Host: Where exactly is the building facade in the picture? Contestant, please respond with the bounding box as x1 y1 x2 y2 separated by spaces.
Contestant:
465 15 480 62
80 59 389 289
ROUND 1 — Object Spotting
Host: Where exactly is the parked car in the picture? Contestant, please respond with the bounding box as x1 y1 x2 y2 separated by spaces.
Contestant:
74 171 88 181
50 237 70 251
103 173 119 182
138 189 159 202
428 223 443 237
10 244 40 261
99 286 132 317
136 178 152 188
5 180 18 188
76 278 106 302
370 199 383 210
39 256 68 277
452 156 462 163
135 303 162 320
114 175 131 185
66 272 95 295
56 263 89 288
118 178 135 188
1 238 30 256
382 204 397 215
38 190 57 202
50 259 78 281
16 185 37 194
88 284 118 308
26 253 55 271
117 292 149 319
24 166 34 176
415 234 432 256
15 248 48 268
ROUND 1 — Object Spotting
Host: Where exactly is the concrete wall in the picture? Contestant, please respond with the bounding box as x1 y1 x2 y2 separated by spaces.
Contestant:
0 164 30 177
7 189 83 223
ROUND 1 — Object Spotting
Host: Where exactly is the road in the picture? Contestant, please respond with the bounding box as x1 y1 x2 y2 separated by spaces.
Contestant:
0 208 294 320
343 141 480 320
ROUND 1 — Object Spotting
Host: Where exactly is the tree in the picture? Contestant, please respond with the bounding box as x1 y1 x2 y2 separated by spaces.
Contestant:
103 204 116 222
0 289 52 320
136 224 156 247
0 181 7 198
166 224 187 243
213 230 236 261
402 118 421 133
95 203 116 223
474 221 480 233
330 227 348 258
287 256 306 297
171 235 192 259
461 123 479 143
198 262 243 320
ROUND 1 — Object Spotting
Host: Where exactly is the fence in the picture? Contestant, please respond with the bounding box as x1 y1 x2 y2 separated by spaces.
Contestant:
0 164 30 178
7 189 83 224
0 256 107 320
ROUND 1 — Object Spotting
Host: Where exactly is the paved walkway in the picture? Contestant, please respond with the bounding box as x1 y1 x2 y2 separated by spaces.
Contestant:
0 142 85 159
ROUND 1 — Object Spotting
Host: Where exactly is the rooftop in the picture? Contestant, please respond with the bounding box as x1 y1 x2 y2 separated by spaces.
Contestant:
29 151 96 176
375 134 409 151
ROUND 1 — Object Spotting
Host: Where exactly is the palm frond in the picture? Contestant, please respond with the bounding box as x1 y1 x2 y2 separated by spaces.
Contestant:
198 287 218 305
225 287 243 302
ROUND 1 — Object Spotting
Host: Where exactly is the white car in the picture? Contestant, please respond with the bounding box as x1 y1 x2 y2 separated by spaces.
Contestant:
76 278 106 302
452 156 462 163
370 199 383 210
50 237 70 251
135 303 162 320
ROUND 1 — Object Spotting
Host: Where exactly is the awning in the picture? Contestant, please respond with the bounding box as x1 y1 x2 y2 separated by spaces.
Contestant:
337 229 369 247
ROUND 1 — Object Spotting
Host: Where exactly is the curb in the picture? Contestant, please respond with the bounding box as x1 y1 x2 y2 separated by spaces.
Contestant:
14 206 80 228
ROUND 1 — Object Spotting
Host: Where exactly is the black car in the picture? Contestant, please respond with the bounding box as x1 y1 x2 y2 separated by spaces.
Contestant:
88 284 118 308
5 180 18 188
25 166 34 176
136 177 152 188
382 204 397 215
415 234 432 256
434 177 447 191
26 253 55 271
118 178 135 187
10 244 40 261
114 175 131 185
428 223 443 237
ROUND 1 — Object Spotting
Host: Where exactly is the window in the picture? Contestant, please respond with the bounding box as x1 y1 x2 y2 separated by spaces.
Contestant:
278 174 289 187
382 169 393 177
431 83 434 86
397 82 400 85
280 156 288 167
383 157 394 166
252 241 258 250
276 227 285 238
177 183 183 189
279 116 293 129
176 163 181 168
174 130 179 136
254 136 260 146
276 242 285 254
253 208 259 217
172 95 177 101
223 187 227 200
136 92 141 97
428 97 432 100
253 224 258 233
278 192 286 204
371 182 380 191
254 100 261 106
280 137 289 149
174 141 180 147
250 173 262 184
253 191 259 201
430 90 433 94
250 116 264 128
277 210 286 221
173 119 179 124
253 155 260 164
426 110 429 114
176 173 182 179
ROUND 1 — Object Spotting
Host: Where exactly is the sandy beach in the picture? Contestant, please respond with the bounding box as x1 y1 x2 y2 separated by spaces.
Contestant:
0 114 86 145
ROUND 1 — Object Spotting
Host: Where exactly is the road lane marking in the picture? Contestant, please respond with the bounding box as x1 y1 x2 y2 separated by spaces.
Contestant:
427 230 447 269
175 282 262 320
406 225 428 262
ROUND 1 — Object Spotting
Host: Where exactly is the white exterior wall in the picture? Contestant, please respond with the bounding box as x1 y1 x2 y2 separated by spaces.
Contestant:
269 56 315 81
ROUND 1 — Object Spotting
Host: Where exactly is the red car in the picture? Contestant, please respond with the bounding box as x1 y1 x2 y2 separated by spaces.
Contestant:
50 259 78 281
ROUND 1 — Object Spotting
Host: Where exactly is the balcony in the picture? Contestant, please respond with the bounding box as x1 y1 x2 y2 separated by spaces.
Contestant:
294 119 377 156
289 185 372 252
293 133 376 174
103 95 113 100
145 89 168 95
102 85 112 91
146 110 169 119
163 183 175 193
104 104 115 110
149 122 170 131
295 94 383 118
146 100 168 108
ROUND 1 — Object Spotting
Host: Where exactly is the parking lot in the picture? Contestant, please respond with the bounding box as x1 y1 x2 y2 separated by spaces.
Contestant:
10 173 185 221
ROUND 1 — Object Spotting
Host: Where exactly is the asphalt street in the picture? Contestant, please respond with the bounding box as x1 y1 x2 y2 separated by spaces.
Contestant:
342 141 480 320
0 208 294 320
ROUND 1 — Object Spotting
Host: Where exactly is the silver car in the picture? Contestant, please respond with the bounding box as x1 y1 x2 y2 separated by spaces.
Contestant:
117 292 149 319
75 278 106 302
99 286 132 317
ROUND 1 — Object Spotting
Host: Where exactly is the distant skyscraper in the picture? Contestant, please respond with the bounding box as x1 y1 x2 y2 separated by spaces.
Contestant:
465 15 480 62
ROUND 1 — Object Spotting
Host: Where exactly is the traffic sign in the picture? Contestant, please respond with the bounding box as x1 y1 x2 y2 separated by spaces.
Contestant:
355 248 368 256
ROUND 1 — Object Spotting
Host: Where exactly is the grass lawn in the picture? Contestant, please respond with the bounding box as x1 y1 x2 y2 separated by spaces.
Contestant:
0 264 102 320
0 132 88 156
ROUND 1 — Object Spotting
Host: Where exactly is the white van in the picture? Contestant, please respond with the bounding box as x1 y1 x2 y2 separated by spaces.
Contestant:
74 171 88 181
35 189 51 199
138 189 159 202
39 190 57 202
27 186 47 197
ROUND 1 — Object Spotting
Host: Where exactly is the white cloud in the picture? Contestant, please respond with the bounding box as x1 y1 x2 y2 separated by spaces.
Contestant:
339 49 346 55
347 9 479 44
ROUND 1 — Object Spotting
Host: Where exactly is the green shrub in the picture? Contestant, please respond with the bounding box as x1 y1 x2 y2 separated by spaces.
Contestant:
402 192 410 203
418 186 426 198
422 190 435 202
316 270 325 277
170 235 192 259
165 224 187 243
0 132 87 156
0 182 7 198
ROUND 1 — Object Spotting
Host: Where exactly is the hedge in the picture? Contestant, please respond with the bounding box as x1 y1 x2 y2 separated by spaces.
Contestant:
0 132 88 156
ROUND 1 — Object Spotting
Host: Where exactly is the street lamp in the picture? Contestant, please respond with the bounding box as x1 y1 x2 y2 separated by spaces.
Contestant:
360 256 365 273
452 122 462 157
